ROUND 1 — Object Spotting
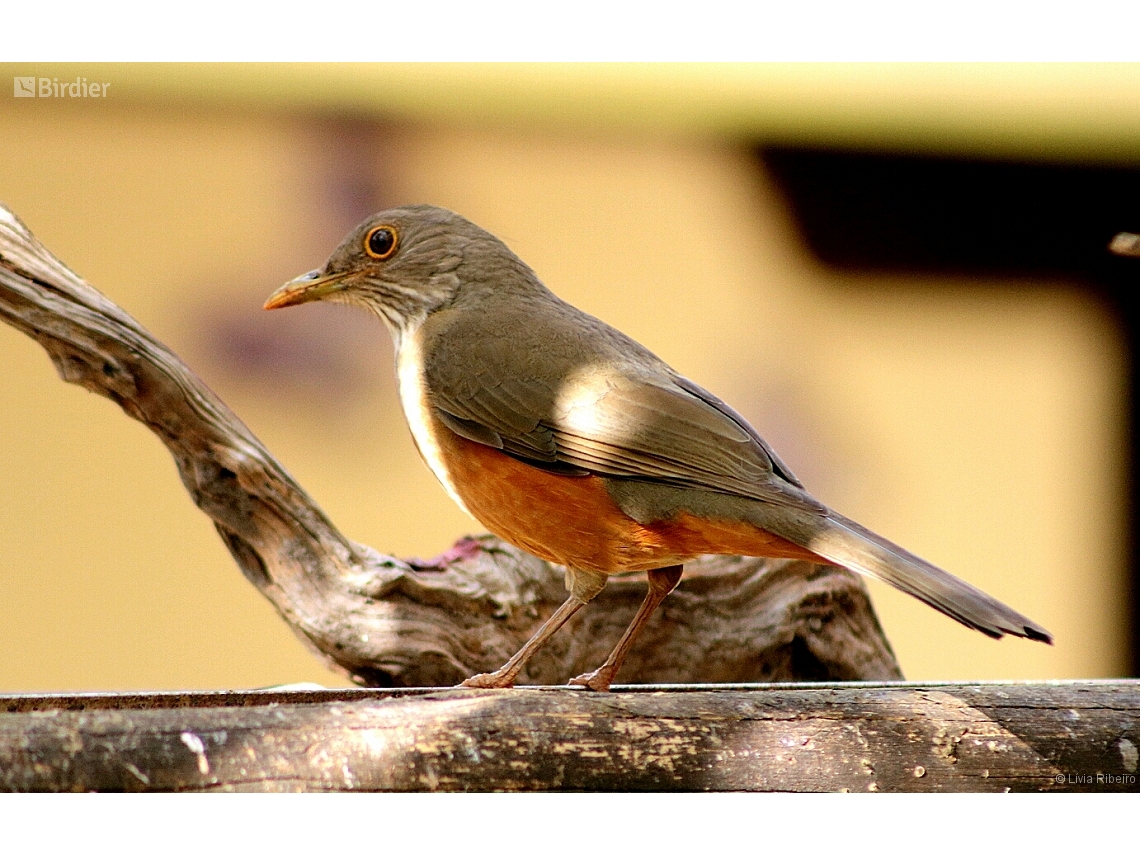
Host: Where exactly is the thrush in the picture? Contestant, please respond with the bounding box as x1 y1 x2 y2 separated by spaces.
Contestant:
265 204 1051 691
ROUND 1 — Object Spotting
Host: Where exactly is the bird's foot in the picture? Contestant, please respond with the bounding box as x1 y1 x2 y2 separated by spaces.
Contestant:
459 670 517 689
568 666 616 692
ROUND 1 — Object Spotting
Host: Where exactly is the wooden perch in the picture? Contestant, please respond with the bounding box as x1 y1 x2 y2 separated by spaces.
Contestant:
3 682 1138 792
0 203 900 685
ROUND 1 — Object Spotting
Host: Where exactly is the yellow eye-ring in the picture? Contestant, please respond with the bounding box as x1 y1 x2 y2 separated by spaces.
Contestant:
364 225 399 260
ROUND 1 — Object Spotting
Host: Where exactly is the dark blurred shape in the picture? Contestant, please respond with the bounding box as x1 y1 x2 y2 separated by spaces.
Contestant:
760 146 1140 675
190 118 404 409
199 297 390 406
311 118 403 247
762 148 1140 287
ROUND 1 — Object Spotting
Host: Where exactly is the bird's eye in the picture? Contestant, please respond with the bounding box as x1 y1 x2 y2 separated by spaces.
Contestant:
364 225 398 260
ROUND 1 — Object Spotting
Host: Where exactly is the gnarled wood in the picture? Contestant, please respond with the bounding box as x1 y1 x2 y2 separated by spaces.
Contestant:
0 204 900 686
2 682 1138 792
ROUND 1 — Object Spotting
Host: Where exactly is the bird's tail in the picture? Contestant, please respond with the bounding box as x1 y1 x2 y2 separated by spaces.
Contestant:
796 511 1052 643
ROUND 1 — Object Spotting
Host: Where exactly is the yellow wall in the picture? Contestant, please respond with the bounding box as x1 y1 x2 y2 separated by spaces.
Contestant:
0 65 1132 690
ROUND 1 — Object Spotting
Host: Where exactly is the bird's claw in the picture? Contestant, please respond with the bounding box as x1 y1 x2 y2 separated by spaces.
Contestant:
459 671 516 689
568 667 615 692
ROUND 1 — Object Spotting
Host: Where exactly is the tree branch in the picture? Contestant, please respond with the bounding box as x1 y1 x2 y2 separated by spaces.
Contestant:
0 204 901 686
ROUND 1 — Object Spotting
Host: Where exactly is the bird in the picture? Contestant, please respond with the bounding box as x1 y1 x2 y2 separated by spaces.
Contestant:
264 204 1052 691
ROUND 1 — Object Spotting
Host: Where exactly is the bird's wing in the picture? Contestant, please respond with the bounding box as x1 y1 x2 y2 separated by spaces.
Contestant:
420 308 1052 645
423 320 821 511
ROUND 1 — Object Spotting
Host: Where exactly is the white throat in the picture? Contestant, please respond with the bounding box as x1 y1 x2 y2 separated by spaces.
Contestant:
393 325 473 518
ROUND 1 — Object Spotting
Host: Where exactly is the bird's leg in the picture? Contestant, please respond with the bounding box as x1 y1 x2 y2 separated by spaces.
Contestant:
569 564 683 692
459 594 587 688
460 566 608 689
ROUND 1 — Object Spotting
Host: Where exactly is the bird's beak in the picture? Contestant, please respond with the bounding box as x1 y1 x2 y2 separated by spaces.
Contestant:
263 269 353 310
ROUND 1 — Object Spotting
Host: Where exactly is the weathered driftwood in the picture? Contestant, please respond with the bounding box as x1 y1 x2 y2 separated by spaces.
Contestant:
2 682 1138 792
0 203 901 686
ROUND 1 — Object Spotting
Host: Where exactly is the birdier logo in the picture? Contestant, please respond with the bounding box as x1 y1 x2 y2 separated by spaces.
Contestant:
13 76 110 98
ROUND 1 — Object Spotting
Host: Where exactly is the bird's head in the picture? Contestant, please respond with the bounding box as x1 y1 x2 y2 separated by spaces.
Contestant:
264 205 531 341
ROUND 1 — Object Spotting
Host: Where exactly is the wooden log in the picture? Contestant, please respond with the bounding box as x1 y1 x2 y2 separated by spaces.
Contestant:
0 204 901 686
2 682 1137 792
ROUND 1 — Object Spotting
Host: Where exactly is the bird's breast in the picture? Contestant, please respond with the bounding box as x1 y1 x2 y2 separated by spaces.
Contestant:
395 330 473 518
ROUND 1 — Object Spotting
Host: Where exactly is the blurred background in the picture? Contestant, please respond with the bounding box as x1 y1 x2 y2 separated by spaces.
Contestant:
0 63 1136 691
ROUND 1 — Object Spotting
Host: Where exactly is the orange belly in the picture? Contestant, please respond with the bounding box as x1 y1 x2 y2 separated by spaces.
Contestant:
428 412 822 575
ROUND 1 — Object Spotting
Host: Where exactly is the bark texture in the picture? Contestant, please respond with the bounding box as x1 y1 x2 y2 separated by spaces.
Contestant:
2 683 1137 792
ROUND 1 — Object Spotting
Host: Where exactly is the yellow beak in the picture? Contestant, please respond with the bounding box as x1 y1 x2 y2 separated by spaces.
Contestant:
263 269 353 310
